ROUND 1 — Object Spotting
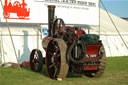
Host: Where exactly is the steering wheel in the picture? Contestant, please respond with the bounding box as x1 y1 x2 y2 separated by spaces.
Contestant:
52 18 66 38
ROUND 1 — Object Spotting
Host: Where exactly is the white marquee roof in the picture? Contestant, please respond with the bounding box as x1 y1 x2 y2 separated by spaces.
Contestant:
90 9 128 35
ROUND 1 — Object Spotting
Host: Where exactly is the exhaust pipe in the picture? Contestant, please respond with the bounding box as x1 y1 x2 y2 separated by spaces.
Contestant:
48 5 56 36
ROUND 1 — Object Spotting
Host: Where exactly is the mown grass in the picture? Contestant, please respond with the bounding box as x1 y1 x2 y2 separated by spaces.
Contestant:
0 56 128 85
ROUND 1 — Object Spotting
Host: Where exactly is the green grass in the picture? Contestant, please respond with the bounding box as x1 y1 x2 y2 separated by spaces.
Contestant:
0 56 128 85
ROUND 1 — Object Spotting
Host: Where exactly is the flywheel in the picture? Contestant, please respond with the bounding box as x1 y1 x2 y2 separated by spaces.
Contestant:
45 39 69 80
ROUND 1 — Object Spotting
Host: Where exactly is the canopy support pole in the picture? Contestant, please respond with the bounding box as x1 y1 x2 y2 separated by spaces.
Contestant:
99 0 101 37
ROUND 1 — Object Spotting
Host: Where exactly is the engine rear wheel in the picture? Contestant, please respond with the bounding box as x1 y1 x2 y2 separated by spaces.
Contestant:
30 49 43 72
85 45 106 77
46 39 69 80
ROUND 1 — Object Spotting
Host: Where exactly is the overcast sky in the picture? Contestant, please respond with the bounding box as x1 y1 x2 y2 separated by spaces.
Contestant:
100 0 128 18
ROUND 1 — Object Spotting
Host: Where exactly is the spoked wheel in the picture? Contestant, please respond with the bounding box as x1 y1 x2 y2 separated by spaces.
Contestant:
30 49 43 72
46 39 69 80
52 18 66 38
85 45 106 78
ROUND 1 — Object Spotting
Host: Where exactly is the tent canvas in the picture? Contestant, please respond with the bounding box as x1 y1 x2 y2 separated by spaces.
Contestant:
0 8 128 64
0 24 43 64
89 9 128 56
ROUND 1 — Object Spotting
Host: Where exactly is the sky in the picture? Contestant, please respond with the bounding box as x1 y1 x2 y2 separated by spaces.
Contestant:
100 0 128 18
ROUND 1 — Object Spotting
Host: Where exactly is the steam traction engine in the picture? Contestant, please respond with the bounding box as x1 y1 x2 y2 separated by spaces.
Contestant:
30 5 106 80
3 0 30 19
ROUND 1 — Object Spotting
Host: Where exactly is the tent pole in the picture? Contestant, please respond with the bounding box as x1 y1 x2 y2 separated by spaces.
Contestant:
0 0 20 68
105 35 112 57
36 26 41 49
37 28 39 49
1 36 6 64
101 0 128 50
0 31 4 64
99 0 101 37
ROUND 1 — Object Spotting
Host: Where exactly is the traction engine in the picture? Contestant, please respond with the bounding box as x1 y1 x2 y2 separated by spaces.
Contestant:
30 5 106 80
3 0 30 19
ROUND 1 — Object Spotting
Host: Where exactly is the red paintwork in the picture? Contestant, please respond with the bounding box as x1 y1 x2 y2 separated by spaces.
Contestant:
3 0 30 20
86 45 101 56
65 26 75 32
65 27 86 38
56 26 86 39
84 45 101 70
76 29 85 38
21 61 30 67
84 65 98 70
44 36 51 41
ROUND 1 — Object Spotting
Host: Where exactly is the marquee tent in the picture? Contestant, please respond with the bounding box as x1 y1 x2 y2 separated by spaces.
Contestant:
0 8 128 65
90 9 128 57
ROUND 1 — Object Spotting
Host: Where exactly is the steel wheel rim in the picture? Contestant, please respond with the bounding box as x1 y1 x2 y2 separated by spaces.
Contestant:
46 40 61 79
30 49 43 72
46 39 69 80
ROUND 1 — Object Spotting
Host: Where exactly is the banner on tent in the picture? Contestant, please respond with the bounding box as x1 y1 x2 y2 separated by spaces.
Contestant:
0 0 99 25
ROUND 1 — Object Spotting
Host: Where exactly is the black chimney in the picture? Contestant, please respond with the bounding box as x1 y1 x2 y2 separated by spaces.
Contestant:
48 5 56 36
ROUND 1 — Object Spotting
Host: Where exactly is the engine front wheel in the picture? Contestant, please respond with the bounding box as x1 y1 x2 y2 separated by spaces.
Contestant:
30 49 43 72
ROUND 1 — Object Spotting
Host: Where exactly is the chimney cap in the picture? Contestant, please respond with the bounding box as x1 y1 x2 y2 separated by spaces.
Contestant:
48 5 56 10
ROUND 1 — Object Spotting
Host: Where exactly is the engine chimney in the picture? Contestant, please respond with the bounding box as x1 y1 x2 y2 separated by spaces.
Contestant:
48 5 56 36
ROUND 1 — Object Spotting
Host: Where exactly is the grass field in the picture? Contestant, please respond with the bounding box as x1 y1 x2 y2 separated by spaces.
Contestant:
0 56 128 85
